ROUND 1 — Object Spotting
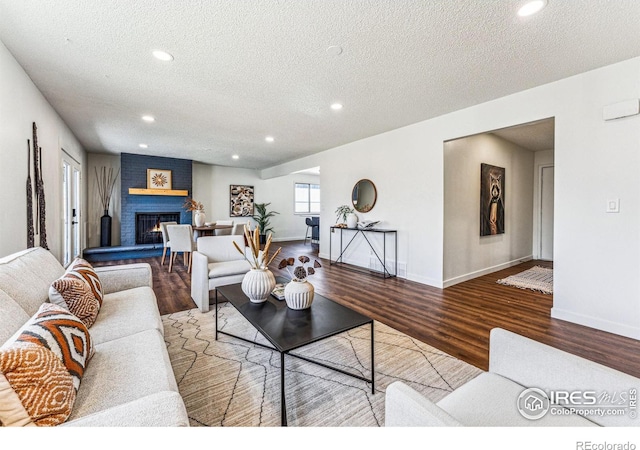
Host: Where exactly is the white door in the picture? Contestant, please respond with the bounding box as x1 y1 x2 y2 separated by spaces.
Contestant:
540 166 554 261
62 155 82 266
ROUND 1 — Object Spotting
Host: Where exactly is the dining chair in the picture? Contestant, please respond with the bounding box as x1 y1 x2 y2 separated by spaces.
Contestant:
166 224 197 273
214 220 234 236
304 216 320 245
159 221 177 265
231 222 244 235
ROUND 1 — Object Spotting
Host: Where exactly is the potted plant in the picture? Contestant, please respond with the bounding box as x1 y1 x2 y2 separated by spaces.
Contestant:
252 202 279 244
183 198 205 227
278 256 322 310
335 204 357 228
95 166 120 247
232 223 281 303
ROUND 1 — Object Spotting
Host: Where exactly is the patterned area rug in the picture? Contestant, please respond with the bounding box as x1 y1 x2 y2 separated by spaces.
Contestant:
162 303 482 426
497 266 553 294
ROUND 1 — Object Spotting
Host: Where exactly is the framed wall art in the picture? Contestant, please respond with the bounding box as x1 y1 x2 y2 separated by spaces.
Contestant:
230 185 254 217
480 163 505 236
147 169 172 190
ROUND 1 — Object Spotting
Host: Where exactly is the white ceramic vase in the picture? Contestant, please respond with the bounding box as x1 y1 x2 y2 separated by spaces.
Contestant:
194 210 206 227
241 268 276 303
284 279 315 310
346 213 358 229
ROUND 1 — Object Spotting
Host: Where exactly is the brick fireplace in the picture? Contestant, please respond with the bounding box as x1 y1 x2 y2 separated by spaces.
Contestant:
135 212 180 244
120 153 192 247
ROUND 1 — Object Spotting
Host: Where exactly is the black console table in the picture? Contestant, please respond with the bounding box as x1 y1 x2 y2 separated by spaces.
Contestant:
329 226 397 278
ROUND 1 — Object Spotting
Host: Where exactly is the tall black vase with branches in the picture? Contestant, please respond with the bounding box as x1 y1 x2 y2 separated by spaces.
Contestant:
96 166 120 247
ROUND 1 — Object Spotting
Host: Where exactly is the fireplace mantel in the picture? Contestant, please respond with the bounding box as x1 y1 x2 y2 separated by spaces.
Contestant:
128 188 188 196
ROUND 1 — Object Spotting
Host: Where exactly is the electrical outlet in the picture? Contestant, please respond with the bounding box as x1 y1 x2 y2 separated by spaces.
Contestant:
606 199 620 213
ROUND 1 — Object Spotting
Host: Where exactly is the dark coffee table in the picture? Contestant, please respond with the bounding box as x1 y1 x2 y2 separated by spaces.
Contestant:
215 279 375 426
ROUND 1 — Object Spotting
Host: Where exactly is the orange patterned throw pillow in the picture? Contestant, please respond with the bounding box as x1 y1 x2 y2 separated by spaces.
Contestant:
0 304 92 427
49 277 100 328
49 258 103 327
0 342 76 426
65 258 104 305
15 303 94 391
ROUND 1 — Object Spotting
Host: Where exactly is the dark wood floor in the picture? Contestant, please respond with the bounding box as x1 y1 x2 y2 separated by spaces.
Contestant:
94 240 640 377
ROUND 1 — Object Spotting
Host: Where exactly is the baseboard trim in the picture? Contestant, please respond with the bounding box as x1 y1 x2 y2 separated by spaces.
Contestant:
443 255 533 288
272 236 305 242
406 273 442 288
317 252 369 267
551 307 640 340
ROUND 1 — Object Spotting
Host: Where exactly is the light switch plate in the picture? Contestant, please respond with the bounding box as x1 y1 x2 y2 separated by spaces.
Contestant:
606 199 620 213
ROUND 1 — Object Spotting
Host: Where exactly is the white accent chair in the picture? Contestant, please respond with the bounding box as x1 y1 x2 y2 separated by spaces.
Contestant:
190 235 251 312
166 224 197 273
214 220 234 236
159 221 177 265
385 328 640 427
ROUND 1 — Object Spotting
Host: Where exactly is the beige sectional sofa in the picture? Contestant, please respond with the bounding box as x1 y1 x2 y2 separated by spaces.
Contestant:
0 247 188 426
386 328 640 427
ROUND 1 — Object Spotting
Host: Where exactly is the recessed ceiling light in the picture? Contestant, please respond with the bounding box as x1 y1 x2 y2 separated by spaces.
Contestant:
152 50 174 61
331 103 343 111
265 136 275 143
326 45 343 56
517 0 547 17
141 115 155 123
232 155 239 160
139 143 148 149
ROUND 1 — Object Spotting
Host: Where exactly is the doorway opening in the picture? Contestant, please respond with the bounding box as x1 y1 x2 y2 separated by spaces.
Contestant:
443 117 554 287
62 151 82 267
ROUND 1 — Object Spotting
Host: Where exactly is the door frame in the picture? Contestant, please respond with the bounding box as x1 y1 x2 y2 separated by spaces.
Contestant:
61 150 82 267
537 163 554 261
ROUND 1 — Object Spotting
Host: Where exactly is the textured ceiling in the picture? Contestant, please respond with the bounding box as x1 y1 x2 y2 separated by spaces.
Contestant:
491 118 555 152
1 1 639 169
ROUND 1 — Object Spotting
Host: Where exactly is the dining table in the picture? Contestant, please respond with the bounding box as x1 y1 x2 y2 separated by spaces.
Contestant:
192 224 233 238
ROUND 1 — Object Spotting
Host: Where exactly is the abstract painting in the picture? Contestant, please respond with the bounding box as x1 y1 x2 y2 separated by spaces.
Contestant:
480 163 505 236
230 185 254 217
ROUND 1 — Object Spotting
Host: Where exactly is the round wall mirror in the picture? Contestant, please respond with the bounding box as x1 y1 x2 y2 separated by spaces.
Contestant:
352 179 377 213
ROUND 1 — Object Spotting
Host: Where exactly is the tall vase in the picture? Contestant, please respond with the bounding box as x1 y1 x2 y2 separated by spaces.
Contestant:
346 213 358 229
194 210 206 227
100 209 112 247
284 279 315 310
241 268 276 303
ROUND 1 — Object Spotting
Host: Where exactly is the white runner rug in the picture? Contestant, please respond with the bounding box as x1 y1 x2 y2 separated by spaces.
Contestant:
497 266 553 294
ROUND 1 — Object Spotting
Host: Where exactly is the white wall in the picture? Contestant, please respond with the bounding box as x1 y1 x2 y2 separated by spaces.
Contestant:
443 133 535 286
262 57 640 340
317 127 440 285
193 163 320 241
0 40 86 260
551 61 640 340
86 153 121 247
